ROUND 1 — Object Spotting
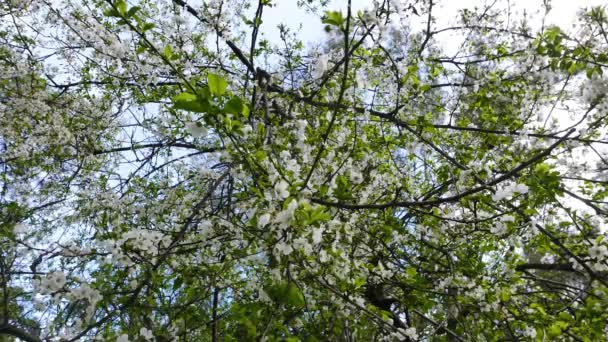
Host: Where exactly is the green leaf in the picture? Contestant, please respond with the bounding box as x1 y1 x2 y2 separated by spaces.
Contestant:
242 104 250 119
265 281 304 308
547 323 563 337
116 0 127 16
173 101 207 113
173 92 197 102
103 8 121 17
196 85 211 100
322 11 344 27
163 45 173 59
558 312 572 321
127 6 141 17
172 92 208 113
285 283 305 308
354 277 366 289
253 150 266 162
173 277 183 290
500 289 510 302
309 207 330 223
224 96 244 115
142 22 155 32
207 73 228 96
334 175 354 201
529 302 547 316
235 317 257 339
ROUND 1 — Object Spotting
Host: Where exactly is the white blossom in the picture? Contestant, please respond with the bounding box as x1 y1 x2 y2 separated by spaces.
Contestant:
139 328 154 341
116 334 130 342
186 121 207 138
589 241 608 260
275 242 293 256
312 226 324 245
404 327 418 340
523 326 537 338
313 54 329 78
540 253 555 264
258 213 271 227
274 180 290 200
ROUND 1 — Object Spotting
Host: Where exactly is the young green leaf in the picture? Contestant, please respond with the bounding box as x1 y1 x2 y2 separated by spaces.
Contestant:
224 96 244 115
208 73 228 96
163 45 173 60
322 11 344 27
127 6 141 18
172 92 208 113
116 0 127 16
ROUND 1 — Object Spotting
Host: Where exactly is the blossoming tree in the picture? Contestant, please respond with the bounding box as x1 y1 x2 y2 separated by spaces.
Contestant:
1 0 607 340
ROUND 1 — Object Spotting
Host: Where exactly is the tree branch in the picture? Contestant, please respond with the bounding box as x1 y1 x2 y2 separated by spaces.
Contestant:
0 324 42 342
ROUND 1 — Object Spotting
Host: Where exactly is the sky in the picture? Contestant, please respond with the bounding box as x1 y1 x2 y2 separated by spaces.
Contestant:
259 0 607 47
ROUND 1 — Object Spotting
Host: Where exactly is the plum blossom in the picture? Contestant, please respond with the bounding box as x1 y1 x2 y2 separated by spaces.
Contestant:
186 121 208 138
274 180 290 200
589 241 608 260
37 271 67 294
540 253 555 264
404 327 418 340
491 216 513 235
313 54 329 78
13 222 28 234
116 334 130 342
139 328 153 341
523 326 537 338
350 171 363 184
293 236 313 255
492 183 529 201
312 226 324 245
258 213 271 227
258 288 272 303
274 199 299 227
275 241 293 256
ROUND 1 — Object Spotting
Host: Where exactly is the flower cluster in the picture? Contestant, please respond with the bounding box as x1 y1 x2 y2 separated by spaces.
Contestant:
492 183 529 201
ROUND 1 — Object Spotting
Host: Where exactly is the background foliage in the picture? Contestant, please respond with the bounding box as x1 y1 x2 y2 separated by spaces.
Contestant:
1 0 608 340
